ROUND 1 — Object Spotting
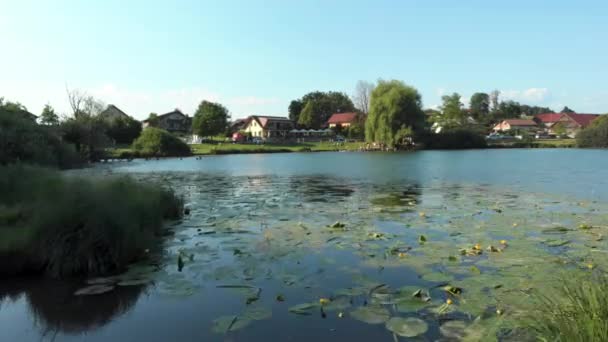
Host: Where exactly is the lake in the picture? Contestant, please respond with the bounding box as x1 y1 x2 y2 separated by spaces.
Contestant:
2 149 608 341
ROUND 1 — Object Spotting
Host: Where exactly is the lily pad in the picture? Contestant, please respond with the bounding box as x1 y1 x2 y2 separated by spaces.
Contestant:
385 317 428 337
211 315 251 334
440 320 467 339
117 278 152 286
324 296 352 312
288 303 319 315
422 272 454 283
74 284 115 296
350 305 390 324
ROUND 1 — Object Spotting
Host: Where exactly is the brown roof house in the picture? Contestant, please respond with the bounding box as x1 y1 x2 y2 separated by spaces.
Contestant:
534 112 600 137
98 104 131 121
143 109 192 134
327 112 362 128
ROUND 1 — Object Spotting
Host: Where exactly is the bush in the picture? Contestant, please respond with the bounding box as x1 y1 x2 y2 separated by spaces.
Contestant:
132 127 192 157
0 109 82 168
577 115 608 148
105 116 142 145
0 165 183 277
422 128 487 149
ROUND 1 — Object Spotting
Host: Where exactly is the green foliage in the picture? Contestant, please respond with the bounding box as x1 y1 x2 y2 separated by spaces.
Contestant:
298 100 315 128
561 106 575 113
522 275 608 342
0 107 81 168
132 127 191 157
39 104 59 125
433 93 466 130
145 113 159 127
288 91 355 128
105 116 142 145
552 122 567 136
577 115 608 147
365 80 425 147
422 129 487 149
192 101 230 137
347 122 365 139
469 93 489 120
0 165 183 277
60 116 110 161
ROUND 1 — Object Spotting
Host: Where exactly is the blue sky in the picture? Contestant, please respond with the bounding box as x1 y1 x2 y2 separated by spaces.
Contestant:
1 0 607 119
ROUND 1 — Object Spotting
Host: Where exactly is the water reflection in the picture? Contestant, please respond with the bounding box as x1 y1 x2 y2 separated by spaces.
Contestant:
0 278 146 335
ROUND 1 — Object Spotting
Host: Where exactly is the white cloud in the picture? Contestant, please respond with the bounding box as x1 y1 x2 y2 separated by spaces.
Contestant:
500 88 550 104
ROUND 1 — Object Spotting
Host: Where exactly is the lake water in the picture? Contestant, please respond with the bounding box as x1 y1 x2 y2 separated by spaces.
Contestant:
2 149 608 341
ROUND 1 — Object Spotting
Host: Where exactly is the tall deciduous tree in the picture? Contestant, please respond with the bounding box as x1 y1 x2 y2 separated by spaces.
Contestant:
365 80 425 147
298 100 315 128
353 80 374 115
40 104 59 125
192 100 230 137
469 93 490 120
438 93 466 129
561 106 575 113
288 91 355 128
489 90 500 114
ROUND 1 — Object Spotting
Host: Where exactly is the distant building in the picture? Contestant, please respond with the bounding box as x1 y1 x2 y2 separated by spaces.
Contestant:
493 119 538 132
98 104 131 122
229 118 248 133
143 109 191 134
242 116 294 140
534 112 600 137
327 112 361 129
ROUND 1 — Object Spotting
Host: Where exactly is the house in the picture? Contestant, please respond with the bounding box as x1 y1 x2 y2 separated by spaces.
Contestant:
229 118 248 133
143 109 191 134
534 112 600 137
327 112 361 129
493 119 538 132
98 104 131 122
242 115 294 140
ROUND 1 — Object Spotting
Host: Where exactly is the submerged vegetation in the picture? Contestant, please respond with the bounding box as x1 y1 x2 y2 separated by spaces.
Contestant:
0 165 182 277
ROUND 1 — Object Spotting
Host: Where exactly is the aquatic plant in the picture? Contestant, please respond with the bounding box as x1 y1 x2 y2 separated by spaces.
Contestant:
522 274 608 342
0 165 183 277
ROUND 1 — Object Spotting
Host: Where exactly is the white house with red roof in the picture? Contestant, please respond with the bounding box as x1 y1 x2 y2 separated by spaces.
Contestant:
493 119 538 132
242 115 294 140
327 112 362 128
534 112 600 137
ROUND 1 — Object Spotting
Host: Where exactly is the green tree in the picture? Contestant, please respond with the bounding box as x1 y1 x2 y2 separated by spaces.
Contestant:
577 115 608 148
561 106 575 113
145 113 159 126
435 93 466 129
497 100 522 119
552 122 567 137
288 91 355 128
365 80 425 147
39 104 59 125
298 100 315 128
132 127 191 156
192 100 230 138
105 116 142 145
469 93 490 120
489 90 500 114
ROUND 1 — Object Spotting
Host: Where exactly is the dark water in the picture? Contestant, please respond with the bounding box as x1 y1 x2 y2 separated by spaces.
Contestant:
2 149 607 342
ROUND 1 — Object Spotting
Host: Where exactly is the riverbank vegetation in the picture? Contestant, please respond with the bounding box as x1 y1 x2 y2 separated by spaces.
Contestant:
577 115 608 148
0 165 182 278
132 127 192 157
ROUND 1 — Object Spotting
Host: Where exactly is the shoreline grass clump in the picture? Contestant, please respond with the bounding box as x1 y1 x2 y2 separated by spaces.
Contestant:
0 165 183 278
522 274 608 341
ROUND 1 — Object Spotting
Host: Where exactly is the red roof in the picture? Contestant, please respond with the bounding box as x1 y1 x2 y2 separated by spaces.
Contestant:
567 113 600 127
327 112 358 124
502 119 537 126
534 113 562 123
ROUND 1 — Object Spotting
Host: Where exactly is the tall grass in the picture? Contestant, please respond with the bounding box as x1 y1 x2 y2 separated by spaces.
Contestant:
0 165 182 277
522 274 608 342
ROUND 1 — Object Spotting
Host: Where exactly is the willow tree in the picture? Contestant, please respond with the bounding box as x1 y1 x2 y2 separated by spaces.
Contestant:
365 80 425 147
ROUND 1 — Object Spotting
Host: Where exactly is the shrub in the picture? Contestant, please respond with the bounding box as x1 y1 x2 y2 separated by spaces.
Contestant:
422 128 487 149
105 116 142 145
132 127 191 157
0 109 82 168
0 165 183 277
577 115 608 148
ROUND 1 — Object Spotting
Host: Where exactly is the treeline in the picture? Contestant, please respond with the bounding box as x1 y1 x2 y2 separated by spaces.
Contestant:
577 116 608 148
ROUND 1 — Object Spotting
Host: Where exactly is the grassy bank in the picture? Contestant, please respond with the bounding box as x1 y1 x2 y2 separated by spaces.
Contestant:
107 141 364 158
0 165 183 278
488 138 577 148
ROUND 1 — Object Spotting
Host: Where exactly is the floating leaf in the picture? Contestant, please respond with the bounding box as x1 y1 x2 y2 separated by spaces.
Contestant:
288 303 319 315
385 317 428 337
211 315 250 334
117 279 151 287
440 320 467 339
350 305 390 324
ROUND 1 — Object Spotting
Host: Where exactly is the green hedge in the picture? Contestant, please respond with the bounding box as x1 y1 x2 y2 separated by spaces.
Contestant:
132 127 192 157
